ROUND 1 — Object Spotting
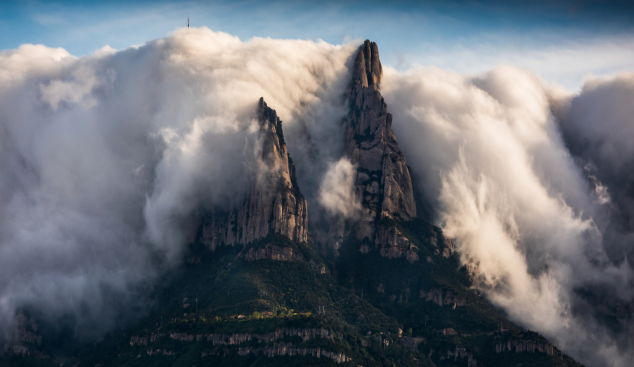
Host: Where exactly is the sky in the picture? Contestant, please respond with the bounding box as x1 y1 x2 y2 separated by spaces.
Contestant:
1 0 634 90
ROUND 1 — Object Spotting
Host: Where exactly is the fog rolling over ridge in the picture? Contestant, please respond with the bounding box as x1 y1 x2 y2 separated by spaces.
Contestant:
383 66 634 366
1 27 634 366
0 27 355 340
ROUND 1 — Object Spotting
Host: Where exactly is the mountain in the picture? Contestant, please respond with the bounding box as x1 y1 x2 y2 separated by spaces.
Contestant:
1 41 584 367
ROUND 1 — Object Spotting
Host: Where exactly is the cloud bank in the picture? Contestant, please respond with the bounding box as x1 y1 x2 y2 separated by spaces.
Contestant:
0 27 355 340
318 158 360 218
383 66 634 366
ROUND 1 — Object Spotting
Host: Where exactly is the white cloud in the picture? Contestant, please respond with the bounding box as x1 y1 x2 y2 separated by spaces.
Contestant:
0 27 355 340
318 158 360 218
383 65 634 366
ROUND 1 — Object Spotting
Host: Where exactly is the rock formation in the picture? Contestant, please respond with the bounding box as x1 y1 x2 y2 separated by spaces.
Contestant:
244 244 304 262
345 40 416 241
201 98 308 249
134 328 349 363
494 337 557 355
401 336 426 352
339 40 416 256
2 312 44 358
237 342 351 363
419 288 467 308
375 224 419 262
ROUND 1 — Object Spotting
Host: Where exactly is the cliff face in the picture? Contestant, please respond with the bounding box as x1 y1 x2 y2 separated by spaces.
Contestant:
244 244 304 262
131 328 350 364
2 312 44 358
344 40 416 241
494 338 556 355
202 98 308 249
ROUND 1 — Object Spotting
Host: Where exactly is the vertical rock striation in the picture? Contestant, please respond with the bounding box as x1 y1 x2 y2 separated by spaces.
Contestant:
344 40 416 242
202 98 308 249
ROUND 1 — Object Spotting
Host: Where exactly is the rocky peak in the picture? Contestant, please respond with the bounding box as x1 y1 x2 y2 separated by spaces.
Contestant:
257 97 301 193
255 97 293 190
344 40 416 241
353 40 382 88
201 98 308 249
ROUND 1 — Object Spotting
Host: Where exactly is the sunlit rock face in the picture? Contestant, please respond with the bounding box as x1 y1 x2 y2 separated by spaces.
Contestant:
202 98 308 249
344 40 416 241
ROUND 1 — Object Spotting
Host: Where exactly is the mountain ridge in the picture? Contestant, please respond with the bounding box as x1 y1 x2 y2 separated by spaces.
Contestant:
0 40 584 367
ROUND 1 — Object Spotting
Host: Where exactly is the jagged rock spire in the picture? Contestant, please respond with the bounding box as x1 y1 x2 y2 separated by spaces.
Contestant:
201 98 308 249
353 40 382 88
345 40 416 241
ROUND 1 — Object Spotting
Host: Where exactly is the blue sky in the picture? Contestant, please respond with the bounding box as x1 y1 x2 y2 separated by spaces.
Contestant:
1 0 634 90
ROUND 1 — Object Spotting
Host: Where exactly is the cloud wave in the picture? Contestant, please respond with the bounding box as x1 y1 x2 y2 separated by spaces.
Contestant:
383 65 634 366
0 27 354 340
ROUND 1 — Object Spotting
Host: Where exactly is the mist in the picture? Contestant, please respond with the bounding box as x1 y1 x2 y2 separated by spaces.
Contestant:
382 66 634 366
2 27 634 366
0 27 355 340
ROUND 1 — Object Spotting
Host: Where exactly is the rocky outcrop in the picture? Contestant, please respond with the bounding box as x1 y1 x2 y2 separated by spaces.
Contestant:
199 342 350 363
401 336 426 352
134 328 345 361
243 245 327 273
375 224 419 262
444 346 477 367
373 334 391 347
130 335 149 346
344 40 416 244
494 337 556 355
386 288 411 304
422 287 444 306
244 244 303 262
2 312 43 357
420 288 466 308
132 327 335 348
201 98 308 249
14 314 41 346
146 348 173 356
429 234 455 258
234 342 351 363
3 344 30 356
429 346 477 367
203 327 333 344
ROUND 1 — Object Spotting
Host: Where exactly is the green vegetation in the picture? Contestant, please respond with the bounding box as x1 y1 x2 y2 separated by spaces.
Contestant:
2 225 583 367
337 218 516 335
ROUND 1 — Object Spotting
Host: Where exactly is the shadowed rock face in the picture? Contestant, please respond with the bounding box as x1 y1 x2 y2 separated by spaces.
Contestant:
202 98 308 249
244 244 304 262
345 40 416 241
